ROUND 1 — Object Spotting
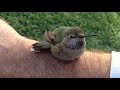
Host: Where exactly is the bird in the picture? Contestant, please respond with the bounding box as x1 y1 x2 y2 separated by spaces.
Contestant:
31 27 98 61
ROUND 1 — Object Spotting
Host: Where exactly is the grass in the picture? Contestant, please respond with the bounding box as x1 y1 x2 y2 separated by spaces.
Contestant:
0 12 120 52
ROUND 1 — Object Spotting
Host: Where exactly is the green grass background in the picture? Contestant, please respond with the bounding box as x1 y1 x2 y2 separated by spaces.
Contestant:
0 12 120 52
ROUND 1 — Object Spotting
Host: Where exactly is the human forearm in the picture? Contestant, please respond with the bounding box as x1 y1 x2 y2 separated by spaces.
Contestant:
78 51 111 78
0 18 112 78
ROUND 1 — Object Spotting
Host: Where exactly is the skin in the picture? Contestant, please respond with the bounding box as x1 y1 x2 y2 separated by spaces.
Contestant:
0 19 111 78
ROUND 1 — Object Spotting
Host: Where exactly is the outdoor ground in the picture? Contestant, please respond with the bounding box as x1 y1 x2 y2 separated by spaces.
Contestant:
0 12 120 52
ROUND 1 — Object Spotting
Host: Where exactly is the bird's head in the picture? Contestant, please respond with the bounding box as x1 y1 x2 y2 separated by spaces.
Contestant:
61 27 98 50
61 27 85 50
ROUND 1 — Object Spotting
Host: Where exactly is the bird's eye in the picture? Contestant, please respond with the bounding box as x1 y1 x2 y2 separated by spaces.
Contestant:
69 34 76 39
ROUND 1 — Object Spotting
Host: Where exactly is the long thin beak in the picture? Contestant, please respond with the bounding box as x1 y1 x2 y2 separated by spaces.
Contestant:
78 34 99 38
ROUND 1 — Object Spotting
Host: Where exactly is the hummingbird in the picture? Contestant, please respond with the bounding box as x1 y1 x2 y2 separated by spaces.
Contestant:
31 27 98 61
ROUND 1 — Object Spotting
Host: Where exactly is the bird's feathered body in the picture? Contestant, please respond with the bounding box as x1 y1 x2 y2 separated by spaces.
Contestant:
31 27 86 61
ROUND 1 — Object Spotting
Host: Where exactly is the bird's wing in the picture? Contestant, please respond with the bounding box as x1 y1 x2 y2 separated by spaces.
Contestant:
44 31 56 45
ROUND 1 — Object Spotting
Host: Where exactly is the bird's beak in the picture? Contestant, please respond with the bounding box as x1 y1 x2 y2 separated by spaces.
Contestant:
78 34 99 38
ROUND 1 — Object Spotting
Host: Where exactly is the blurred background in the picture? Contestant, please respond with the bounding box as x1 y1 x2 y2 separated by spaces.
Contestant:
0 12 120 52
